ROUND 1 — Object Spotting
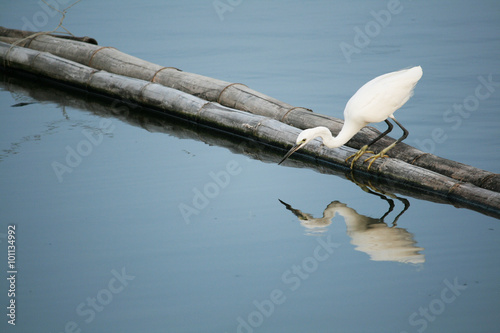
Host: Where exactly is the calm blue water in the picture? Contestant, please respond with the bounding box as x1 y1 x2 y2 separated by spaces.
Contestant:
1 1 499 332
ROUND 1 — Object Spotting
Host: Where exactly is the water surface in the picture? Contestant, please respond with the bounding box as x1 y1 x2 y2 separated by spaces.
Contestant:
1 1 499 332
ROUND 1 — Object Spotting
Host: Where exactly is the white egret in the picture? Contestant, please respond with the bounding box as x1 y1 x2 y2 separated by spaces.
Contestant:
278 66 423 169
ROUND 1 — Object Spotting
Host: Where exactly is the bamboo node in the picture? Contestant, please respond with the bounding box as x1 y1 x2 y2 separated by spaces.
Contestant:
85 69 100 89
410 153 430 165
197 101 212 116
217 83 247 104
88 46 115 67
448 182 463 195
31 51 42 68
139 82 154 101
280 106 313 122
151 67 182 82
479 173 499 188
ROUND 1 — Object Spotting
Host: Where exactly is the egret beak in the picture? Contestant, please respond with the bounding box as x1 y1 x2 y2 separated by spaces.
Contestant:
278 142 305 165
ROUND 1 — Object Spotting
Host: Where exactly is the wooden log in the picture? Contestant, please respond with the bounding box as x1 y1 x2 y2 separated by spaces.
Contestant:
0 26 97 44
1 29 497 192
1 64 499 218
1 41 499 215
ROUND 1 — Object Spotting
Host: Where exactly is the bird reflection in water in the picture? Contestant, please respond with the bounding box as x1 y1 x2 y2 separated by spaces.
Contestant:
279 185 424 264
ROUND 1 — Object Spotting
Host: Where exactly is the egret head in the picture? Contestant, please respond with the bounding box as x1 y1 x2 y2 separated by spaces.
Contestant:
278 128 319 165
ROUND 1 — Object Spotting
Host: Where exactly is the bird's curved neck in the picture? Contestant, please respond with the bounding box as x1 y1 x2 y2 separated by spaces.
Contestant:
321 122 363 148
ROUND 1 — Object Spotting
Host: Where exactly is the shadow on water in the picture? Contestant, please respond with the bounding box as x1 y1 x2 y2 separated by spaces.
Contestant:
279 179 425 265
1 68 499 221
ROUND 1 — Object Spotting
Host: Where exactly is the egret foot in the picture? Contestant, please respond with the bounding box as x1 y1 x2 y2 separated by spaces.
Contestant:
364 152 388 170
363 142 397 170
345 145 374 169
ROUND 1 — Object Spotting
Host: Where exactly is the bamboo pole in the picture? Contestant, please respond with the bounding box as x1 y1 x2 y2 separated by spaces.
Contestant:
1 41 499 214
1 28 497 192
0 26 97 45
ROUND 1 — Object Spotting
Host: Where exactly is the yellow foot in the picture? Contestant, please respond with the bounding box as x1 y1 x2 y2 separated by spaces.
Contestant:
364 153 389 170
345 145 374 169
363 142 397 170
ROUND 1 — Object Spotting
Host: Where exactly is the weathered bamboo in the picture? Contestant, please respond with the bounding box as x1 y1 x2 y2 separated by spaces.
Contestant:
1 28 497 192
1 41 499 215
0 26 97 45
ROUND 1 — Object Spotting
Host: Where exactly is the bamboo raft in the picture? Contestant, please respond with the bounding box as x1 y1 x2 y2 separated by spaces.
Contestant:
1 27 499 215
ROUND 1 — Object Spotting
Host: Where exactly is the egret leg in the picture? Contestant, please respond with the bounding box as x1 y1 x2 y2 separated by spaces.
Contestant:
345 120 393 168
364 118 408 170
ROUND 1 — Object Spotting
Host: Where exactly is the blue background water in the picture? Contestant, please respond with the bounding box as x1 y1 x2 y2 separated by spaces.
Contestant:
1 1 499 332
